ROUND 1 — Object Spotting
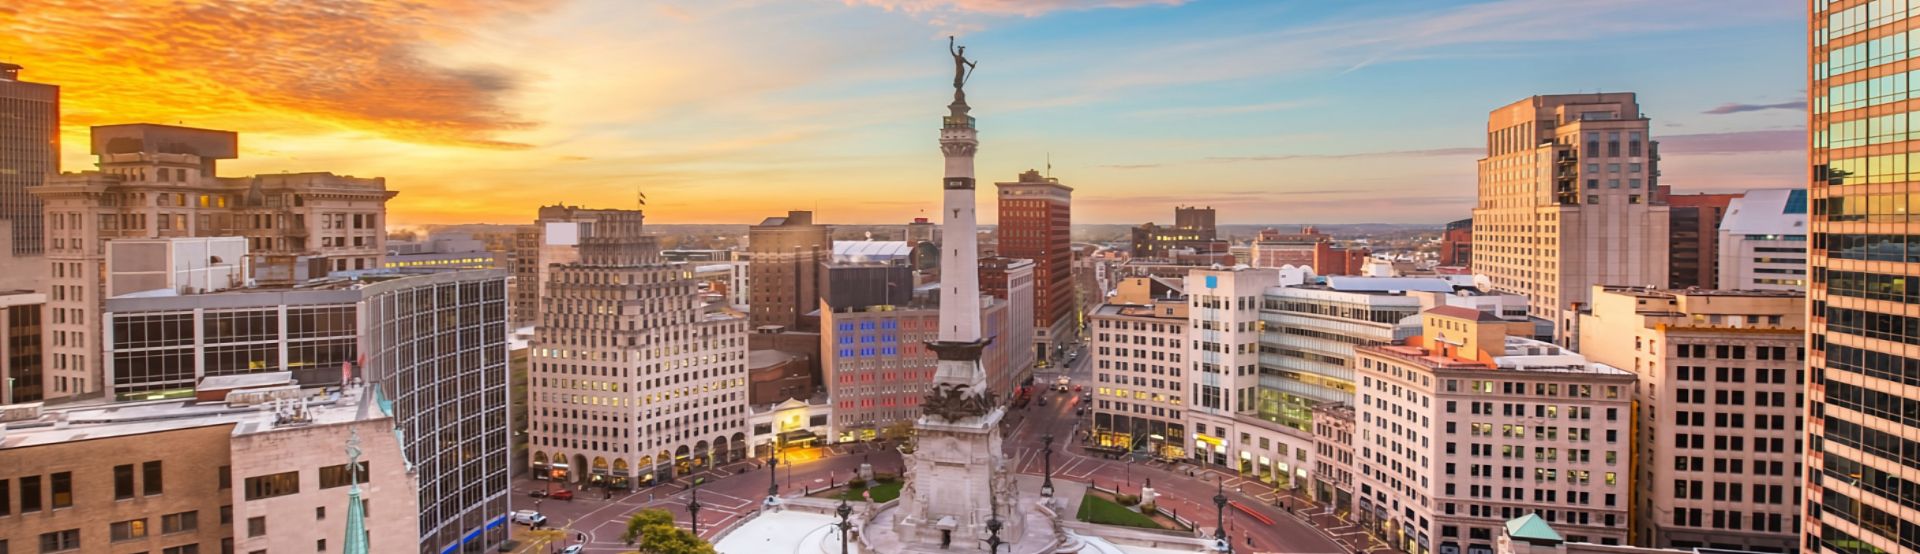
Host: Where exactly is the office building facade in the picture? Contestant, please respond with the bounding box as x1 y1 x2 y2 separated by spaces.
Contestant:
1 290 42 403
1471 93 1670 345
1717 189 1808 292
1806 4 1920 553
1578 286 1804 552
0 63 57 257
526 221 751 490
1356 307 1635 554
997 170 1076 364
511 205 644 328
1666 192 1740 290
31 124 393 399
749 210 831 331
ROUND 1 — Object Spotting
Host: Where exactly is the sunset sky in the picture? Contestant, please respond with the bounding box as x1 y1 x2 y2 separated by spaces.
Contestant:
2 0 1803 227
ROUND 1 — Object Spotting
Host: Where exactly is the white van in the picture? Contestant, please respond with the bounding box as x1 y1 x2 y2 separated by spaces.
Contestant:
512 510 547 526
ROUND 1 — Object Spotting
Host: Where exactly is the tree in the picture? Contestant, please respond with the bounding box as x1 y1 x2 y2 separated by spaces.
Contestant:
621 509 716 554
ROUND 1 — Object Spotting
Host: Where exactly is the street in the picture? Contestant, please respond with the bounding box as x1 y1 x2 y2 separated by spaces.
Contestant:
508 345 1353 553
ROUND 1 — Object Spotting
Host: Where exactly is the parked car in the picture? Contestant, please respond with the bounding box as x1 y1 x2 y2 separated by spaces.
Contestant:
512 510 548 527
1076 407 1086 416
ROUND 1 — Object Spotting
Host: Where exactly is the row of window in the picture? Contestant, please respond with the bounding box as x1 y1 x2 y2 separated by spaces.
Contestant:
1822 233 1920 263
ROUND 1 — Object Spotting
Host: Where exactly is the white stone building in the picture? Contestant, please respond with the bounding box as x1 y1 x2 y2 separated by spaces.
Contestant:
526 212 751 489
1715 189 1808 292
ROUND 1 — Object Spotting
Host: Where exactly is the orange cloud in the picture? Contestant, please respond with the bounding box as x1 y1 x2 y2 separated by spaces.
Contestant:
0 0 554 148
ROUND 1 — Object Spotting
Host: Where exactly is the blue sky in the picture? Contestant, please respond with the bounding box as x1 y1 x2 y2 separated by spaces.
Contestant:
8 0 1805 226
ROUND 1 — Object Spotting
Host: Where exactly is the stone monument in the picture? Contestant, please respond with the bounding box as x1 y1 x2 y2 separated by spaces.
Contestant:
888 36 1024 551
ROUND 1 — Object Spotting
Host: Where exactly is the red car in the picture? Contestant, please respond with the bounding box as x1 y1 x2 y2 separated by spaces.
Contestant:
550 489 574 501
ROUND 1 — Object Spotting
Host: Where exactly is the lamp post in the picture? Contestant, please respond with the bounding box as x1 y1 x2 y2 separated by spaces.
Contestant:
1041 433 1055 497
983 514 1006 553
835 497 853 554
766 446 782 507
1213 481 1232 553
688 480 704 537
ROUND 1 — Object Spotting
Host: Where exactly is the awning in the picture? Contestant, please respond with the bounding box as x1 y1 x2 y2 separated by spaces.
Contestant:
780 429 819 442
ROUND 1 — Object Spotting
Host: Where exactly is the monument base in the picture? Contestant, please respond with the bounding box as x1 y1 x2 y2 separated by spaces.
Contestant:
891 407 1022 549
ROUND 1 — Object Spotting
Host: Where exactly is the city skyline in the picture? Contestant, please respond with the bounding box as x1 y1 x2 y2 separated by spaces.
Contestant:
2 0 1801 228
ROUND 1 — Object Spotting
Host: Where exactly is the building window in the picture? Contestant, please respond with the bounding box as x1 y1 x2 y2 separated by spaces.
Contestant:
48 473 70 509
115 465 135 500
143 461 164 496
18 476 40 513
218 466 231 490
247 516 267 538
244 472 300 500
110 519 148 541
37 529 79 552
162 511 197 534
162 545 200 554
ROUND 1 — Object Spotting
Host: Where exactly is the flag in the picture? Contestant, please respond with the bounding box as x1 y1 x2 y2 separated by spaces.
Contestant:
638 191 648 206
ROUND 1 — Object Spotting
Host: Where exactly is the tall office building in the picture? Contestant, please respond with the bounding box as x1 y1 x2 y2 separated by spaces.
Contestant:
31 124 393 399
526 213 750 489
1471 94 1670 345
997 169 1075 364
1806 4 1920 553
748 210 831 331
511 205 643 328
1578 286 1804 552
0 63 57 257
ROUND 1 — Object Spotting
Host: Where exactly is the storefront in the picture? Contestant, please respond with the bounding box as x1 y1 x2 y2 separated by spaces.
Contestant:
1193 434 1228 467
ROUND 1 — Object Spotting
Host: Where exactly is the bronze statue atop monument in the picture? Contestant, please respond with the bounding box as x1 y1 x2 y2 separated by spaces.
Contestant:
949 36 977 101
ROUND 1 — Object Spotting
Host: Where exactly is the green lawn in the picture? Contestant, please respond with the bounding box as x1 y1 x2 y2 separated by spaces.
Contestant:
824 481 904 503
1076 492 1166 530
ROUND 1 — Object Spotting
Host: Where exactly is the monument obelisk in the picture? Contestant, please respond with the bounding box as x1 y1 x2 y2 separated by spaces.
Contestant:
892 36 1022 550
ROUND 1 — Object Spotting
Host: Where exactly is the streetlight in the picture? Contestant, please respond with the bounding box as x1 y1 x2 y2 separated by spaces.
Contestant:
983 514 1006 553
835 497 853 554
768 448 781 501
1213 481 1233 553
688 479 704 536
1041 433 1055 497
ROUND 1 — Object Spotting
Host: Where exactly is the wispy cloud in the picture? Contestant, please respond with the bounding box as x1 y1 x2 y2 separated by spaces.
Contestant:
1065 0 1795 91
845 0 1185 18
1131 100 1316 118
3 0 554 148
1205 147 1482 163
1658 129 1804 155
1702 101 1804 114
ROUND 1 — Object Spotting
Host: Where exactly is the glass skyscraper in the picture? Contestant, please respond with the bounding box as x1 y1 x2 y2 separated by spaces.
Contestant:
1808 2 1920 553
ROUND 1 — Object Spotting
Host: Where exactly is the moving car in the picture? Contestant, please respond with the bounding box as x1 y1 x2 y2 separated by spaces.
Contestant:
529 488 574 500
560 546 585 554
512 510 548 527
